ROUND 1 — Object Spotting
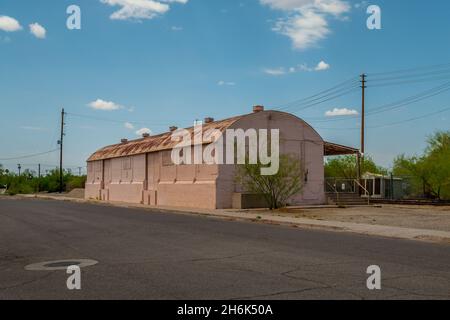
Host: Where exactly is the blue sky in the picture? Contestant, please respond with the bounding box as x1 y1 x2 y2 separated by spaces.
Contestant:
1 0 450 173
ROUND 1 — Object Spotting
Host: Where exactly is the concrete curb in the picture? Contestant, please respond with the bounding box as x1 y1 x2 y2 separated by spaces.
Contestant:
14 194 450 245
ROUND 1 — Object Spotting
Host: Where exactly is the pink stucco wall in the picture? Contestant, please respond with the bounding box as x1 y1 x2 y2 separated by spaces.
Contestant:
85 110 326 209
216 111 325 208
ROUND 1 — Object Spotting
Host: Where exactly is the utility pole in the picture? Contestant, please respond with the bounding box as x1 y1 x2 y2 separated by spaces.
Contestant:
358 74 367 195
38 164 41 193
17 164 21 176
58 108 66 193
78 167 82 176
360 73 367 158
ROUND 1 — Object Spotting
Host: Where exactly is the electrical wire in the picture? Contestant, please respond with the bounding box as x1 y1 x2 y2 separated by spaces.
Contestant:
0 149 59 161
273 77 360 111
368 62 450 77
369 68 450 82
306 81 450 123
278 86 360 112
66 112 173 127
315 106 450 131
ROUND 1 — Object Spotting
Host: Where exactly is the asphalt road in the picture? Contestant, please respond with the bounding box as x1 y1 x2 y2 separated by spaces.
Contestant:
0 198 449 300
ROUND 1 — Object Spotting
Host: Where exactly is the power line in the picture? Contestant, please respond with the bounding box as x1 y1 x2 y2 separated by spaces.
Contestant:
306 81 450 123
367 82 450 116
0 149 59 161
66 112 172 127
0 163 86 169
369 75 450 88
273 77 359 111
368 105 450 129
368 62 450 77
275 64 450 114
277 87 360 113
369 67 450 82
316 105 450 131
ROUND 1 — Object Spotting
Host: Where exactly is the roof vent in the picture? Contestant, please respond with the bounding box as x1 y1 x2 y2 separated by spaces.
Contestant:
142 133 150 138
121 138 128 144
169 126 178 132
253 105 265 113
204 117 214 124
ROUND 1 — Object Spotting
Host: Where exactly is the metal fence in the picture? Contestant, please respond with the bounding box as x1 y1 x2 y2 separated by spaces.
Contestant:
325 179 357 193
326 175 449 201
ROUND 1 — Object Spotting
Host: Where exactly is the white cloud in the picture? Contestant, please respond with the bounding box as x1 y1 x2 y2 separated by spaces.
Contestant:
136 127 152 136
325 108 359 117
218 80 236 86
273 8 330 50
29 23 46 39
100 0 188 21
0 15 22 32
261 0 349 14
88 99 124 111
264 68 287 76
261 0 350 50
315 60 330 71
124 122 135 129
265 60 330 76
171 26 183 31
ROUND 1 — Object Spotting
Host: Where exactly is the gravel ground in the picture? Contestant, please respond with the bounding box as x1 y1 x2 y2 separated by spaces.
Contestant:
277 205 450 232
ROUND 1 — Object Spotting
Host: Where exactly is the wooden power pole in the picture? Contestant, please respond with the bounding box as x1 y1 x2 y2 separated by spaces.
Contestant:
357 74 367 194
59 108 65 193
360 73 367 157
38 164 41 193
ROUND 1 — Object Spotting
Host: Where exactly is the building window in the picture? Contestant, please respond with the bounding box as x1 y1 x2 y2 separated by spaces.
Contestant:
162 150 174 166
122 157 132 170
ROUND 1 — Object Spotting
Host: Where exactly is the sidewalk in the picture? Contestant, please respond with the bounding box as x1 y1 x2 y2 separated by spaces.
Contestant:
17 194 450 245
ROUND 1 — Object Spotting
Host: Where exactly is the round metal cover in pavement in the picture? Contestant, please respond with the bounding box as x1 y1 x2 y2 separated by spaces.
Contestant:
25 259 98 271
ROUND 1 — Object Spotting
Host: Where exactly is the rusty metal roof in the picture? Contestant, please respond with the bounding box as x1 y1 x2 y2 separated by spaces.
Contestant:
87 111 359 161
87 115 243 161
324 142 360 156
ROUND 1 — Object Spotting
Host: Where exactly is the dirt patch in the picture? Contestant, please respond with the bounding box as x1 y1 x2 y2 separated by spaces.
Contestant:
66 188 85 199
273 205 450 232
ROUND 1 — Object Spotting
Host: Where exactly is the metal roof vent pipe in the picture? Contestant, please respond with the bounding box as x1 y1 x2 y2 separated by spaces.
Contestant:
121 138 128 144
204 117 214 124
253 105 265 113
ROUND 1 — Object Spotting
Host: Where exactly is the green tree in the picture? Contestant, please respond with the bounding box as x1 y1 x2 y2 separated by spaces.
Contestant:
325 155 387 179
393 131 450 200
235 154 304 210
0 164 86 195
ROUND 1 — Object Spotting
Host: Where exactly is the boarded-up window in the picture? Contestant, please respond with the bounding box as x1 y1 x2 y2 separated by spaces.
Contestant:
104 160 112 183
121 157 132 180
122 157 132 170
162 151 174 166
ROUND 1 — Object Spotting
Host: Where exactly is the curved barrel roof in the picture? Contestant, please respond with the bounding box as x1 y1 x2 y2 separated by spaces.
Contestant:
87 111 359 162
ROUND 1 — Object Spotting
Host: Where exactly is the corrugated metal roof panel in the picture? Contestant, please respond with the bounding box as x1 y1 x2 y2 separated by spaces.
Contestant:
87 115 243 161
324 142 359 156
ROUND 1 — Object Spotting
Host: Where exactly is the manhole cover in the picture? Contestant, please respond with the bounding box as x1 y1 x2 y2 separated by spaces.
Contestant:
25 259 98 271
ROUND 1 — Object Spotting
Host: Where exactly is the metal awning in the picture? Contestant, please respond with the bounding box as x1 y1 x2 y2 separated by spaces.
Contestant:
324 142 360 156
